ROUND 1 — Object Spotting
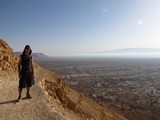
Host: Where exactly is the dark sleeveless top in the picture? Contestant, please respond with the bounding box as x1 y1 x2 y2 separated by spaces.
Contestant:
20 54 32 74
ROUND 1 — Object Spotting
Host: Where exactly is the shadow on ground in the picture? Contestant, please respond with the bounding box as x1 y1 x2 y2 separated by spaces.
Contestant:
0 99 18 105
0 97 32 105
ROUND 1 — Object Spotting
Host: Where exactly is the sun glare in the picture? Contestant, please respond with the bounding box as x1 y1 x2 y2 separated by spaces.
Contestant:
138 20 143 25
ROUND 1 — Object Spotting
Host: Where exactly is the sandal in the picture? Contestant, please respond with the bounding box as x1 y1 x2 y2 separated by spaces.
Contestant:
17 95 21 102
26 94 32 99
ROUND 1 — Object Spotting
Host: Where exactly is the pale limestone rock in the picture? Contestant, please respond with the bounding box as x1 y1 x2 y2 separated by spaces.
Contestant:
0 39 18 72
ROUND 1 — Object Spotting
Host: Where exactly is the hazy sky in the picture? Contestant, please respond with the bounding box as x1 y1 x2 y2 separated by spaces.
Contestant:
1 0 160 56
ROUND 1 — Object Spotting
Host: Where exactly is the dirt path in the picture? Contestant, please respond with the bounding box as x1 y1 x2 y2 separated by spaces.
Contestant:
0 72 68 120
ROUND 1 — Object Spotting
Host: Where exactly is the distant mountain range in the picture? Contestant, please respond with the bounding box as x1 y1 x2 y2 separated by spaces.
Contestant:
99 48 160 54
89 48 160 58
15 52 50 60
15 48 160 59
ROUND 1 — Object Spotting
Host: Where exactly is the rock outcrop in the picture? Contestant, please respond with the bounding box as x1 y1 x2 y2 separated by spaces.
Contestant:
0 39 18 72
40 73 127 120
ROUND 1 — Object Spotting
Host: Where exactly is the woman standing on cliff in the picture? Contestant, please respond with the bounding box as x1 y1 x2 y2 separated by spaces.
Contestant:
17 45 34 101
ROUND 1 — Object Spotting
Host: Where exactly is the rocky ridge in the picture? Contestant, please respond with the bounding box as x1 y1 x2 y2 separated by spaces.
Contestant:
0 40 18 71
0 39 127 120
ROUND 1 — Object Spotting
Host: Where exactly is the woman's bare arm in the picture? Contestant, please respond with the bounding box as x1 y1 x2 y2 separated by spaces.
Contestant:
18 56 21 78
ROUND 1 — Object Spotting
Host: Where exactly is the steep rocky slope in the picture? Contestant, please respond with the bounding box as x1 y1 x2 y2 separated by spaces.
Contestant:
0 40 18 71
0 39 127 120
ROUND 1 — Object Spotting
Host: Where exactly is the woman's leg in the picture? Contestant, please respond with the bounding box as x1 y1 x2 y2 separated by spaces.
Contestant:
27 86 30 95
26 86 32 98
17 88 23 101
19 88 22 97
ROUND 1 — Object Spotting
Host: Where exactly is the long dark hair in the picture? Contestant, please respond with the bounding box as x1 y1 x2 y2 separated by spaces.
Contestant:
22 45 32 55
